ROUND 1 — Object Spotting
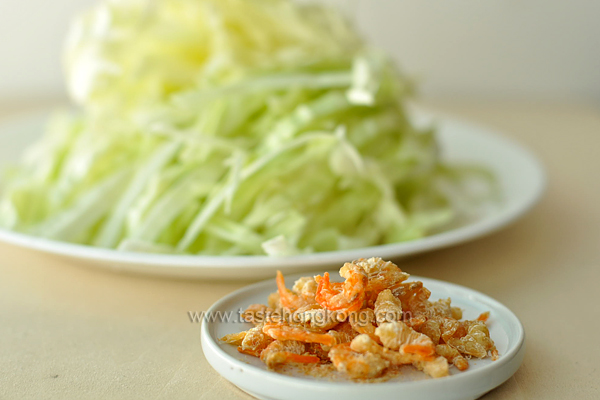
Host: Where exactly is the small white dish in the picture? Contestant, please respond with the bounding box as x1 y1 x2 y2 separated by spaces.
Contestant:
201 272 525 400
0 110 545 279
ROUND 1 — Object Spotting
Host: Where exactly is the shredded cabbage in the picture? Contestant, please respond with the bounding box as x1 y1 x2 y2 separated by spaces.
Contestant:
0 0 495 256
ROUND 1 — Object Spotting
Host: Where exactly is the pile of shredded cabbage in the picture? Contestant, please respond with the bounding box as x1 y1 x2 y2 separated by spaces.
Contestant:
0 0 494 256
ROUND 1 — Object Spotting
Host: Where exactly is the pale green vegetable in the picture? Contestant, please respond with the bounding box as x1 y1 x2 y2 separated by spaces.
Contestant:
0 0 495 255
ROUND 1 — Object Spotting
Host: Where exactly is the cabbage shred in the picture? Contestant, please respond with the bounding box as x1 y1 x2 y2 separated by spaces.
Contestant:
0 0 492 256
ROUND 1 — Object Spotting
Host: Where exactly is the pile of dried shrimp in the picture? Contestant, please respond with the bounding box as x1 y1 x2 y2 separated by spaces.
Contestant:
220 258 498 379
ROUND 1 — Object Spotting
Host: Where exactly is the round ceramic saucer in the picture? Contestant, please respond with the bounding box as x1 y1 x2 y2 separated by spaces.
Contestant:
201 273 525 400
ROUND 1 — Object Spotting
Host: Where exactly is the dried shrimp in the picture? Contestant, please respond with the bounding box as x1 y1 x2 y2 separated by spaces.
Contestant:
220 257 498 380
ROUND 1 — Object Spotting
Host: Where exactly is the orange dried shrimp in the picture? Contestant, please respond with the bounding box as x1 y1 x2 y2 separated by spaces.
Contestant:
315 263 367 313
220 257 499 380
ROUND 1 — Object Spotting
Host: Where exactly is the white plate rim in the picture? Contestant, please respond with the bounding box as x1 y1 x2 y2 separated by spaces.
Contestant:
0 110 546 277
201 272 526 399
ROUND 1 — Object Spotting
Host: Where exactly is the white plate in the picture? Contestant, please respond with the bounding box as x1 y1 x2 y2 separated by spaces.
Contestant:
201 272 526 400
0 110 545 279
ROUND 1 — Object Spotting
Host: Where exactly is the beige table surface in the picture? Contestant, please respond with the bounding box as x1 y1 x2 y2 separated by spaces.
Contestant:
1 100 599 399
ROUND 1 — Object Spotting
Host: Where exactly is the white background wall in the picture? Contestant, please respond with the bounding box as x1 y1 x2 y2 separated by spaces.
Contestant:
1 0 599 102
